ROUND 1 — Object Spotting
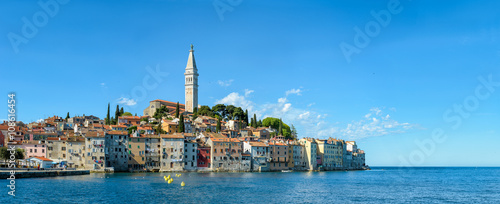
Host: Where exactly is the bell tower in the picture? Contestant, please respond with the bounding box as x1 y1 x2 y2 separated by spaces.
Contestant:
184 44 198 113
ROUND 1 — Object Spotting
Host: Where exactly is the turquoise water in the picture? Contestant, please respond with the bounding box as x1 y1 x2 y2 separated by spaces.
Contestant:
3 167 500 203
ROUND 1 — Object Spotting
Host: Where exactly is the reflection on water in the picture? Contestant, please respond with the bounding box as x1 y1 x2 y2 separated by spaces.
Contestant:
3 167 500 203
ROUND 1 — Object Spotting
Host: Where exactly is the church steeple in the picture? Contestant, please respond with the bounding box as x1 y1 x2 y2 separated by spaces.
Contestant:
186 44 197 70
184 44 199 113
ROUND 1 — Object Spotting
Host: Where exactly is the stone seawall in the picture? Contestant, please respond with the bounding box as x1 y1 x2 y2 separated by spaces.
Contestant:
0 170 90 179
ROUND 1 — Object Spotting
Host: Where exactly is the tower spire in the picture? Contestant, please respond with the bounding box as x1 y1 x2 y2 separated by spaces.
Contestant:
186 44 197 69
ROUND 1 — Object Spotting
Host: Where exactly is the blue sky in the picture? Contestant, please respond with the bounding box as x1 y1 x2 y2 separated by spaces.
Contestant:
1 0 499 166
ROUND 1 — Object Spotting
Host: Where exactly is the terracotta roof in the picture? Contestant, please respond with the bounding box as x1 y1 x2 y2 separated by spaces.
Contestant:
241 153 251 157
110 125 127 128
33 157 52 161
46 137 67 141
249 142 268 147
118 116 141 120
106 131 128 135
160 133 184 139
211 138 240 143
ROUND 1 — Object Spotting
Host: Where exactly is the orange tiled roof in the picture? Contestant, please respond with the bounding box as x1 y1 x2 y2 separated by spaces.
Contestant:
107 131 128 135
160 133 184 139
33 157 52 161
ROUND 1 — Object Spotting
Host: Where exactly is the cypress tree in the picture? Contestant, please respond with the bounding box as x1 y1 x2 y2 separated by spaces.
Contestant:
115 105 120 124
175 102 180 118
216 117 221 133
65 112 70 121
178 114 185 133
120 107 124 116
253 114 257 128
106 103 110 125
245 109 249 126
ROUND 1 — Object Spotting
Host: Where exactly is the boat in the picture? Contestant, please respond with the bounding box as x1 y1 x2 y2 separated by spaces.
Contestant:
281 170 293 173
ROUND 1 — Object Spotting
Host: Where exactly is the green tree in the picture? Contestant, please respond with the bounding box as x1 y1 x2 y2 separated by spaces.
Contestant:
175 102 180 118
128 126 137 134
115 105 120 124
216 117 221 133
232 107 244 120
122 112 133 116
245 109 249 126
253 114 257 128
134 113 137 116
120 107 124 116
198 105 213 116
278 118 283 136
0 147 24 161
258 120 262 127
291 124 297 139
141 117 149 122
226 105 236 120
262 117 291 138
65 112 70 121
193 107 198 120
110 117 116 125
178 114 185 133
106 103 111 125
212 104 227 119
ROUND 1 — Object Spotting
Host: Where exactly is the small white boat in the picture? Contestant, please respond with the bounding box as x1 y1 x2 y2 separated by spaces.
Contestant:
281 170 293 173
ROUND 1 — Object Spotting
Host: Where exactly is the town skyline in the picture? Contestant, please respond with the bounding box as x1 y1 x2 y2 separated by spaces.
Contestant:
2 0 499 167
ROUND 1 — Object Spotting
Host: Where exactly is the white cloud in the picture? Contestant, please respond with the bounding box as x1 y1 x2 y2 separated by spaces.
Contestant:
36 118 44 123
282 103 292 112
285 88 302 96
307 103 315 107
215 92 254 112
299 111 310 119
215 89 416 140
244 89 254 97
117 97 137 106
217 79 234 87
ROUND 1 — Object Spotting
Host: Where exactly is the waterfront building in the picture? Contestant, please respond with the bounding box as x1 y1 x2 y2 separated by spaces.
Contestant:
105 131 129 171
299 138 318 171
243 141 270 171
128 137 147 170
84 132 106 170
208 134 247 171
66 136 86 169
22 140 47 159
317 139 337 170
291 143 306 170
183 140 198 171
196 141 211 169
25 157 53 169
46 137 67 164
160 133 185 171
269 141 289 171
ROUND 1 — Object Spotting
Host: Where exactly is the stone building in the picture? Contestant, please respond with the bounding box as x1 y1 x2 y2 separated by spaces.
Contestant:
243 141 270 172
46 137 67 163
160 133 185 171
84 132 106 170
269 142 289 171
183 140 198 171
299 138 318 171
105 131 129 172
66 137 85 169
